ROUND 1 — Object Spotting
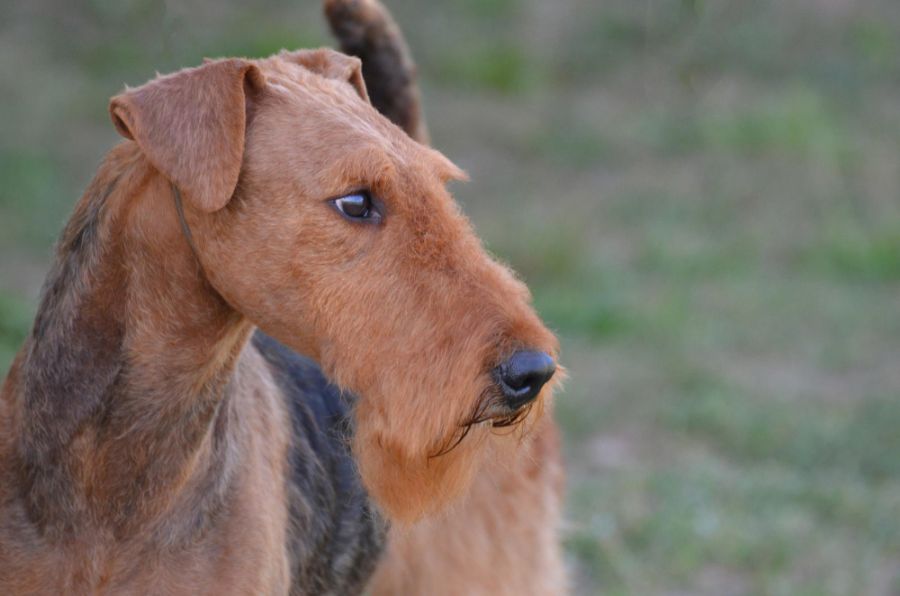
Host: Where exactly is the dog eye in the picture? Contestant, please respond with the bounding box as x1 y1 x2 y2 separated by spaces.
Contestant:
333 192 378 221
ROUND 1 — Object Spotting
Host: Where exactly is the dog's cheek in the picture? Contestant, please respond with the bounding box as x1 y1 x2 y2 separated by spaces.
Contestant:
292 214 375 269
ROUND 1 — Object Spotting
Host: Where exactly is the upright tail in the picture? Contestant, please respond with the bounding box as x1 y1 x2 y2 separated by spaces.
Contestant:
324 0 429 144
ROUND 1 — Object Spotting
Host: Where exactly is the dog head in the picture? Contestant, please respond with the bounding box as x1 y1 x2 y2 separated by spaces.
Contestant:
109 50 560 522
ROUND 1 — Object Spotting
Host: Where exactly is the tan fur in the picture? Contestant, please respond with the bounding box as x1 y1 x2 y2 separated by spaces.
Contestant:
0 2 567 592
369 418 567 595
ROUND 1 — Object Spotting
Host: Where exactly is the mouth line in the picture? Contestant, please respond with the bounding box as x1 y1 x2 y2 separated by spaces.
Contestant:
427 388 535 459
482 402 535 428
465 386 537 430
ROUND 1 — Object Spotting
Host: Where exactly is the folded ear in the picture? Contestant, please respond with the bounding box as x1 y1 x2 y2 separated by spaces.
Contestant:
280 48 369 103
109 59 265 213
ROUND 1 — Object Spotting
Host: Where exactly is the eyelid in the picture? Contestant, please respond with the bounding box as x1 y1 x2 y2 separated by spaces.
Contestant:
325 187 370 203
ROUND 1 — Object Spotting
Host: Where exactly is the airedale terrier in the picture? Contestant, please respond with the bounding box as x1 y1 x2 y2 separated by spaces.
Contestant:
0 1 566 594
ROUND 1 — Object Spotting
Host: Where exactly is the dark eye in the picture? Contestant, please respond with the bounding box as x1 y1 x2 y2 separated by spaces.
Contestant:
333 192 378 221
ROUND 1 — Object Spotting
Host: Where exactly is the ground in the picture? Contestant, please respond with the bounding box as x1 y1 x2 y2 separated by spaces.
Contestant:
2 0 900 594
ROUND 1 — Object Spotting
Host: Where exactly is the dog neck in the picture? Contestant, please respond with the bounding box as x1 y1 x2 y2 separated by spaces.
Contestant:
6 143 256 540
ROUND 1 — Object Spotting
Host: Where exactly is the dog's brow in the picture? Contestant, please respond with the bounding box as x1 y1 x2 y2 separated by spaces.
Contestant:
317 148 397 195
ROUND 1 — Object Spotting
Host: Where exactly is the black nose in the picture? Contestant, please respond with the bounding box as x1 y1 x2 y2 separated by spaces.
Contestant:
495 351 556 409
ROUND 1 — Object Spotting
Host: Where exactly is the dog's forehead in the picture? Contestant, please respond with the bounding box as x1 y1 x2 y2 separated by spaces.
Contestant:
257 57 400 147
254 54 466 187
258 54 353 92
257 55 371 117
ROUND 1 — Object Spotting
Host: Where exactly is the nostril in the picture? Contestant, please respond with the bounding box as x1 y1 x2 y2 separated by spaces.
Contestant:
495 350 556 408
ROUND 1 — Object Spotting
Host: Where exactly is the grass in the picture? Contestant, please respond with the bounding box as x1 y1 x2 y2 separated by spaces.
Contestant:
812 223 900 281
0 150 67 251
0 294 32 376
2 0 900 593
434 40 536 94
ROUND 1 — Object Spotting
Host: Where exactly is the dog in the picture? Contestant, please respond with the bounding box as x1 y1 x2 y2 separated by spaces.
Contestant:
0 1 566 594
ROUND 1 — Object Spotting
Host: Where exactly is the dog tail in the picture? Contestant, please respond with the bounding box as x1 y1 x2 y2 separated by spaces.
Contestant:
324 0 429 144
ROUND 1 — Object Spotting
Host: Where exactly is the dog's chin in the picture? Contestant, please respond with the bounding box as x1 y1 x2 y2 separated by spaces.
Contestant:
354 423 489 524
351 375 557 523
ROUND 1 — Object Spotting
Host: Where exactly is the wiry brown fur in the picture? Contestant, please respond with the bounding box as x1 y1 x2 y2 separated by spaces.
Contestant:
369 418 567 595
0 1 566 593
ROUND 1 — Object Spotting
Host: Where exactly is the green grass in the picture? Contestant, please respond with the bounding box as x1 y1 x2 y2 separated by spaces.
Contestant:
0 294 32 375
812 223 900 281
434 40 536 94
666 380 900 483
0 150 66 250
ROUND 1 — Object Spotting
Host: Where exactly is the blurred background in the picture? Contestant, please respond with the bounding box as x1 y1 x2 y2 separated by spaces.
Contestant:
2 0 900 593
